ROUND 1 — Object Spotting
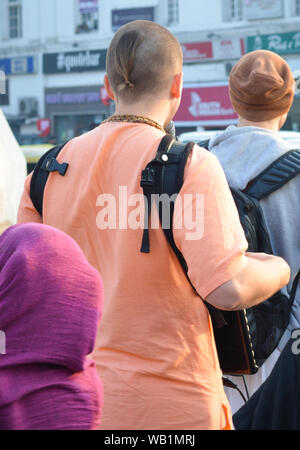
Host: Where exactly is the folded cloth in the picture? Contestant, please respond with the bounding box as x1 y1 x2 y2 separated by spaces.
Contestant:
0 223 104 430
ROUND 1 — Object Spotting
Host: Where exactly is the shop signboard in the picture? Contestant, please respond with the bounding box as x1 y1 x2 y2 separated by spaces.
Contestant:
46 87 101 107
212 39 245 60
182 39 244 63
37 119 51 137
45 85 110 116
244 0 284 20
79 0 98 13
174 84 238 126
182 42 213 62
43 49 107 74
0 56 36 75
247 31 300 54
112 7 154 29
100 86 111 106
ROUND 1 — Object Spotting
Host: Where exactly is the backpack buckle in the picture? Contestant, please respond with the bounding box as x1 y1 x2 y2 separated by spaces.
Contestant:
141 167 155 188
42 157 69 176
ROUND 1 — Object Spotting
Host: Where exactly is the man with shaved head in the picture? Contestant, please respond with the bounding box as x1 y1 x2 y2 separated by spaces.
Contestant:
106 21 183 102
18 22 290 430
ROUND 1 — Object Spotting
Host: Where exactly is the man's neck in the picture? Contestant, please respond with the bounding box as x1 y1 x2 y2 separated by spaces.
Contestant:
238 116 280 132
113 101 170 129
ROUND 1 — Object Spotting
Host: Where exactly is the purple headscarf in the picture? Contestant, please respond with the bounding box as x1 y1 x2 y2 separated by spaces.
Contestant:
0 223 104 430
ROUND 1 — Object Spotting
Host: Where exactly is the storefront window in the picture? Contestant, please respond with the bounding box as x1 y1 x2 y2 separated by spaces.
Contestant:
168 0 179 26
75 0 99 34
224 0 243 22
8 0 23 39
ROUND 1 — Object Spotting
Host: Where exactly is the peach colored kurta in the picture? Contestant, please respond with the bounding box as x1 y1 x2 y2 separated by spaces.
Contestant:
18 123 248 430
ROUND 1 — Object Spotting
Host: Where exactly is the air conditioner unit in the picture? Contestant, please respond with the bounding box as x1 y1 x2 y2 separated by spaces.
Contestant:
19 97 39 118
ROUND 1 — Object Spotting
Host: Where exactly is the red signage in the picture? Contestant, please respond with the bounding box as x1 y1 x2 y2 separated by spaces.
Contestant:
213 38 245 60
100 86 110 106
182 38 245 62
37 118 51 137
174 84 238 125
182 42 213 62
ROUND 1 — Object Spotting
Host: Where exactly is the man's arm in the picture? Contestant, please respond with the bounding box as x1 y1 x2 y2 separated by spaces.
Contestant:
173 147 290 312
17 173 42 224
206 252 290 311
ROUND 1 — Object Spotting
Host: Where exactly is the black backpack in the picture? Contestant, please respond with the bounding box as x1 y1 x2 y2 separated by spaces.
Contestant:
30 143 69 216
30 135 300 375
140 134 300 375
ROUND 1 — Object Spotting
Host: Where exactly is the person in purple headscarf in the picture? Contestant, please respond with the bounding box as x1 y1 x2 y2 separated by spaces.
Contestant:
0 223 104 430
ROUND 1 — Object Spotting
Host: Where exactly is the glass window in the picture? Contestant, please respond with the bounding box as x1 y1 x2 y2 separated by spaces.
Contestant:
230 0 243 21
168 0 179 26
295 0 300 15
75 0 99 34
8 0 22 39
224 0 243 22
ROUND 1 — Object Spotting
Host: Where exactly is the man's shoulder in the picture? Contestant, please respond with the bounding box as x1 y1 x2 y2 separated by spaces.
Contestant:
181 142 227 189
186 142 223 172
63 126 101 153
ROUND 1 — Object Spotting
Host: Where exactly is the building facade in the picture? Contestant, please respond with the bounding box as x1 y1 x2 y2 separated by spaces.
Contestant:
1 0 300 142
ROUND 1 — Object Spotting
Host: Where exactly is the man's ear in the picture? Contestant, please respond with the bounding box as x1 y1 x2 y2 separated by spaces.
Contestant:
104 74 116 101
170 73 183 99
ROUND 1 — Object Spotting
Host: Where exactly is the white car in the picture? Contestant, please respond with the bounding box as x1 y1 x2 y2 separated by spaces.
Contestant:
178 130 218 146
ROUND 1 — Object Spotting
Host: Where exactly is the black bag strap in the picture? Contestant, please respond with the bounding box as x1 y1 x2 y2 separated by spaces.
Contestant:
159 139 195 273
140 134 174 253
140 135 193 257
140 137 228 329
245 150 300 200
30 143 69 217
290 270 300 307
198 138 210 150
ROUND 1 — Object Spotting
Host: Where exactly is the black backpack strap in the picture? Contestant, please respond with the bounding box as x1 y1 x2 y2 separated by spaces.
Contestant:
30 143 69 217
290 270 300 307
140 135 194 255
158 140 195 273
140 137 227 329
245 150 300 200
198 138 210 150
141 135 184 253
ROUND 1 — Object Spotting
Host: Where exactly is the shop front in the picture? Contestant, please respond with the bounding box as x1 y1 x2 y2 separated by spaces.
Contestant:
43 47 110 143
0 55 38 140
45 85 111 143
